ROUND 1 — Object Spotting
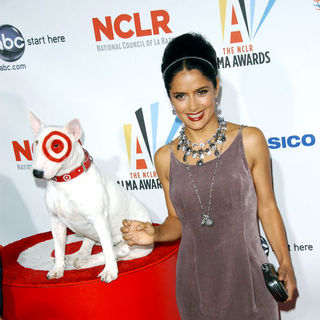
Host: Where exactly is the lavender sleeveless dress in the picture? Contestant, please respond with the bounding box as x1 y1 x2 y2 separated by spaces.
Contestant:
169 129 279 320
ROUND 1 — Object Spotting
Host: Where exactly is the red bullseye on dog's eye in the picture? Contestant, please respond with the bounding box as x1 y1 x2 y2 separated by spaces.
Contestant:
42 131 72 162
51 139 64 154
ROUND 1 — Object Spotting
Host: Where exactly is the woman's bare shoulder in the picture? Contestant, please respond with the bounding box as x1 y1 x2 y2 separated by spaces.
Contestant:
241 126 266 148
241 126 269 169
155 144 170 162
155 138 179 159
154 142 173 179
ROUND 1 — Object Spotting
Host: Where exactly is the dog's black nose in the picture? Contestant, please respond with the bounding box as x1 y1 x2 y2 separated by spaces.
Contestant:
33 169 44 179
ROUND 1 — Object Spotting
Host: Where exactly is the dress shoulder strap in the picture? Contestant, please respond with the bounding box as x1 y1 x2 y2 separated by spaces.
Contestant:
239 125 248 132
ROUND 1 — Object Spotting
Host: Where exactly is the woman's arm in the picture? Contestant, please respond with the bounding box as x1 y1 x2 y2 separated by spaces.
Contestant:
153 144 182 241
242 127 296 302
121 144 182 245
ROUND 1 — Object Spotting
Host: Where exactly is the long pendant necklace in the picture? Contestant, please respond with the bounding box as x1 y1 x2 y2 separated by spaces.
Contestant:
183 119 227 226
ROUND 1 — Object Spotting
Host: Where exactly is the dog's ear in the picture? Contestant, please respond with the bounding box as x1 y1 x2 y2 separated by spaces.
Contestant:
65 119 82 141
29 110 44 135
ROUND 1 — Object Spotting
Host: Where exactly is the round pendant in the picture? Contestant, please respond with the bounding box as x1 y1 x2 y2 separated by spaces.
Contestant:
204 217 214 226
201 215 214 226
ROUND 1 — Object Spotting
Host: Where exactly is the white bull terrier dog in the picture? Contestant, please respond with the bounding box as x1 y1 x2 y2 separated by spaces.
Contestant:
29 111 153 283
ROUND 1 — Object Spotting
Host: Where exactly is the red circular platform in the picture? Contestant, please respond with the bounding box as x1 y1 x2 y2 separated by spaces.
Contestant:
0 231 181 320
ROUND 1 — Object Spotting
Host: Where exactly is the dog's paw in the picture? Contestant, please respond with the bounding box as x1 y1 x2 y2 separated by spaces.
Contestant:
73 257 90 269
46 267 64 280
98 265 118 283
114 241 130 259
73 252 105 269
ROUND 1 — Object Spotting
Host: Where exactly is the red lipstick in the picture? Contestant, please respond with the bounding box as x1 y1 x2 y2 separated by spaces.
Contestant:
187 111 205 122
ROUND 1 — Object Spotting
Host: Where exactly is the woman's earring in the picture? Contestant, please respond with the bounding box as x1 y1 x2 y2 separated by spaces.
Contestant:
215 86 222 115
171 105 177 115
215 98 221 116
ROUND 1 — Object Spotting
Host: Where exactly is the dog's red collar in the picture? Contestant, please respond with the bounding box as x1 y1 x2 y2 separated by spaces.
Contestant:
52 149 92 182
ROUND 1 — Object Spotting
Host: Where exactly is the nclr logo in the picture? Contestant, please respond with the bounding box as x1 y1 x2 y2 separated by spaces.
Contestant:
92 10 172 41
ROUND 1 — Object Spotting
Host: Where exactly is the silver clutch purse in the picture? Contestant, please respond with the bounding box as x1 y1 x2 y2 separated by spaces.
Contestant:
261 263 288 302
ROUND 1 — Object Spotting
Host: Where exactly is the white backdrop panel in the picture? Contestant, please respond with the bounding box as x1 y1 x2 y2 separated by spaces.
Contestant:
1 0 319 318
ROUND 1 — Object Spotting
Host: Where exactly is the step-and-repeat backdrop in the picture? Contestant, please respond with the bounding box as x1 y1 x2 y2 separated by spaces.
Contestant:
1 0 319 318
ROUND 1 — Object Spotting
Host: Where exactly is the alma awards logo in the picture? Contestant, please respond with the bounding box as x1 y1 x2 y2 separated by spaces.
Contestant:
118 103 181 191
218 0 276 69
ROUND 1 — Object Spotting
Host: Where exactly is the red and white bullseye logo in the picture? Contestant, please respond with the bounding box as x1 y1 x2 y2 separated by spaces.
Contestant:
42 131 72 163
17 234 105 271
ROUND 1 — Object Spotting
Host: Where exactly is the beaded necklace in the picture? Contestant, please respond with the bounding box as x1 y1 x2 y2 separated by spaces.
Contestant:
177 117 227 166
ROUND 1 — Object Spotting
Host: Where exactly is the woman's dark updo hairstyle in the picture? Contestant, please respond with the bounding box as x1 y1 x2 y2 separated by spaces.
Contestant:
161 33 218 96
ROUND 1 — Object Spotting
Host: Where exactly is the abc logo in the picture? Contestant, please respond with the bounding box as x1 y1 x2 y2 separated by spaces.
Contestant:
0 24 25 62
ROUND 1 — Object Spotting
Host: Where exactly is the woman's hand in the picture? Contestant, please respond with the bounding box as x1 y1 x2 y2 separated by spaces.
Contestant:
121 219 157 246
278 264 297 302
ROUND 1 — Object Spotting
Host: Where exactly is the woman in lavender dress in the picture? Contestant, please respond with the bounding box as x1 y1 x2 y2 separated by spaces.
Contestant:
121 33 296 320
